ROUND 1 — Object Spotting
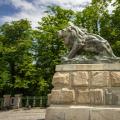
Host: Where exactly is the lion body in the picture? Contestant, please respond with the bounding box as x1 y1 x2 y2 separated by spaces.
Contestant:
58 23 116 59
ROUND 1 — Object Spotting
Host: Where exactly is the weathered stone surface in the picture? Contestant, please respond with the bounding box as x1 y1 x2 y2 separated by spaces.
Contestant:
104 88 120 105
66 107 90 120
91 108 120 120
76 90 90 104
76 89 104 105
45 106 90 120
46 107 67 120
50 89 75 104
111 72 120 87
47 94 51 105
90 89 104 105
72 71 89 86
0 108 46 120
52 72 70 88
3 95 11 107
14 94 22 109
104 89 113 105
56 64 120 71
45 106 120 120
91 71 110 87
46 63 120 120
112 88 120 105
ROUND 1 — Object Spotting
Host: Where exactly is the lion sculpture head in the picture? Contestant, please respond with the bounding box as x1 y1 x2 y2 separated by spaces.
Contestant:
58 22 86 48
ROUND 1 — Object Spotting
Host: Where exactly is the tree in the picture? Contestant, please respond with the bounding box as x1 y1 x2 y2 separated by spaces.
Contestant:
75 0 112 34
35 6 75 92
0 19 36 95
111 0 120 56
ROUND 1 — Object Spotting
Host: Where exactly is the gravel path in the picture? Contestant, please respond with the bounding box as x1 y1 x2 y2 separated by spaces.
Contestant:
0 108 46 120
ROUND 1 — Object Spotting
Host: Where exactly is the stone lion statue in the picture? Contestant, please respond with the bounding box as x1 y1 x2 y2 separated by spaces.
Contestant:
58 22 118 63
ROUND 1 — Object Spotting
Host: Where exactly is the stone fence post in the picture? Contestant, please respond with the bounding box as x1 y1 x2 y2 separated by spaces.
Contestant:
3 95 11 108
14 94 22 109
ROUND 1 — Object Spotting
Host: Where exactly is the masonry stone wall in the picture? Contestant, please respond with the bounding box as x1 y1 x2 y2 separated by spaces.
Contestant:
48 64 120 106
46 64 120 120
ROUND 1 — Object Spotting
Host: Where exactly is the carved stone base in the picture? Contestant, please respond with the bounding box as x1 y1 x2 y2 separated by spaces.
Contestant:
46 64 120 120
48 64 120 105
45 106 120 120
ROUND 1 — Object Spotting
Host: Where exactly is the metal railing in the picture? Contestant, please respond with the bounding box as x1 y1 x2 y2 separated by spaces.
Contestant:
22 96 48 108
0 96 48 110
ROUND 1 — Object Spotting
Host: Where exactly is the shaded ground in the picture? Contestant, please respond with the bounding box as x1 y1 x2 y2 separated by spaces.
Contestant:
0 108 46 120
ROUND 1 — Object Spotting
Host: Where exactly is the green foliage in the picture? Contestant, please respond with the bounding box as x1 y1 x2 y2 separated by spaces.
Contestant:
75 0 111 34
75 0 120 57
35 6 75 91
0 19 36 95
0 1 120 96
110 0 120 56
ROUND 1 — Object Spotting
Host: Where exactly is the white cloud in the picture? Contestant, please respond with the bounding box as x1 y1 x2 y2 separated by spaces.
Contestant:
32 0 91 11
108 0 116 13
1 0 91 28
1 0 115 28
10 0 35 11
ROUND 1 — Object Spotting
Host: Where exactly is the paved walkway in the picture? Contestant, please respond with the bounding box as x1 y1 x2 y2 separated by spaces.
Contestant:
0 108 46 120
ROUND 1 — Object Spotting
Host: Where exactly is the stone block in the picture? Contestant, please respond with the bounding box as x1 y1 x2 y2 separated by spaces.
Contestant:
46 107 67 120
104 89 113 105
52 72 70 88
72 71 89 86
66 107 90 120
111 88 120 105
102 88 120 105
111 72 120 87
76 90 90 104
76 89 104 105
46 106 120 120
91 108 120 120
90 89 104 105
50 88 75 104
91 71 110 87
45 106 90 120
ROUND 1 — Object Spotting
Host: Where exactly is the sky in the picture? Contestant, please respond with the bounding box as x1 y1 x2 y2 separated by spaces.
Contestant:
0 0 92 28
0 0 115 28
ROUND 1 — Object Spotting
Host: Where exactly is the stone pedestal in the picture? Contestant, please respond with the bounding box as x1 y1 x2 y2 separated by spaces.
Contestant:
3 95 11 108
14 94 22 109
46 64 120 120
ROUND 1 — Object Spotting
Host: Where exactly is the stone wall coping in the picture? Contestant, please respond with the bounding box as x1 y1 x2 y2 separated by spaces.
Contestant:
56 64 120 71
15 94 23 97
50 105 120 109
3 95 11 97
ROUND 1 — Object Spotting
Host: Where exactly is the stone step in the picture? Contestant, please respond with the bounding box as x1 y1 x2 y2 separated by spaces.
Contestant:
46 106 120 120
